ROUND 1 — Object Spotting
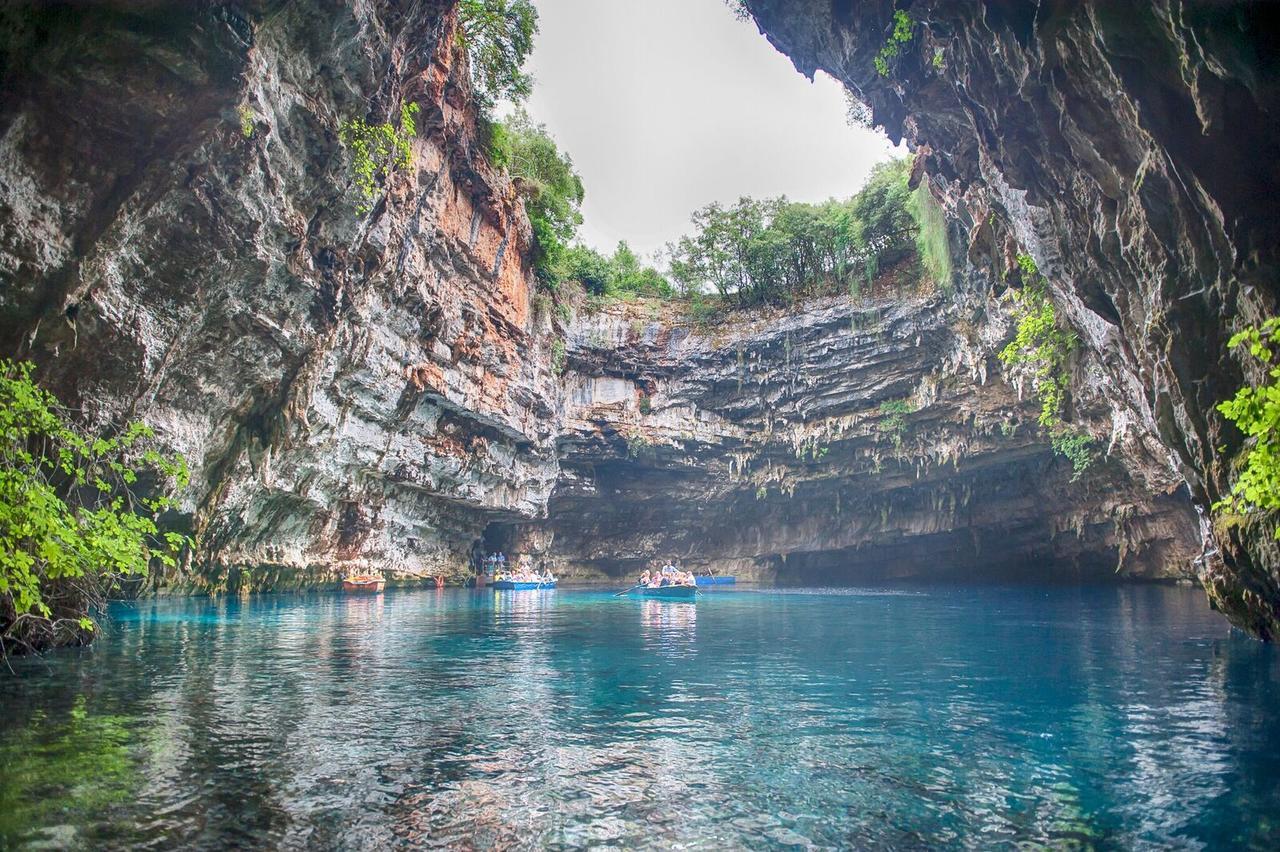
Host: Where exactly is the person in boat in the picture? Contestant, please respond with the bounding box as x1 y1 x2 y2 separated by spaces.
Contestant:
639 570 651 587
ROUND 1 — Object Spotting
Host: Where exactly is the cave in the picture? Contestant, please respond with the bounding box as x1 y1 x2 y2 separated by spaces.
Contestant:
4 0 1280 846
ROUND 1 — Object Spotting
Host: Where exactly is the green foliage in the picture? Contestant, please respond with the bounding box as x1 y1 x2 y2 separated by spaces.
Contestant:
998 254 1077 428
854 159 916 273
878 398 914 450
1216 317 1280 534
550 338 566 376
558 242 674 298
684 291 722 327
237 105 255 139
665 159 927 314
1051 430 1096 482
638 396 652 415
487 109 584 286
0 361 189 653
457 0 538 107
339 103 420 214
626 432 653 458
997 255 1096 478
795 440 829 462
908 179 952 291
874 10 915 77
658 158 946 319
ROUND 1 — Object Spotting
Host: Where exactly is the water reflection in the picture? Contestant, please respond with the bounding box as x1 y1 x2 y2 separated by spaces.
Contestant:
0 586 1277 848
639 600 696 651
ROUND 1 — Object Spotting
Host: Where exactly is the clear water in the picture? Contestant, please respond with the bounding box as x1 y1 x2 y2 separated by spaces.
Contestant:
2 585 1279 850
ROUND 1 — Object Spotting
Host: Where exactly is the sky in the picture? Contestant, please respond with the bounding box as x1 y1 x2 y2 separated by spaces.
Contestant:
517 0 904 262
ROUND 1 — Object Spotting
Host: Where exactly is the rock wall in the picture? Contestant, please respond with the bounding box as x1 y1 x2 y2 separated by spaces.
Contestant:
0 0 560 590
742 0 1280 636
0 1 1202 600
512 282 1200 585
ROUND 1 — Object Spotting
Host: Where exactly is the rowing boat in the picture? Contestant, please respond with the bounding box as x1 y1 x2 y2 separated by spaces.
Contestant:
342 575 385 593
632 584 697 599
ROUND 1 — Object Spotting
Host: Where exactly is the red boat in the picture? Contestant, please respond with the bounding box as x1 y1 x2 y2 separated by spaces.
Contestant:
342 575 386 593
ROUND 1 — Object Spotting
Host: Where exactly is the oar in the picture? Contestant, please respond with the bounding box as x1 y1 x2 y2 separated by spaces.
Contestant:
614 584 642 597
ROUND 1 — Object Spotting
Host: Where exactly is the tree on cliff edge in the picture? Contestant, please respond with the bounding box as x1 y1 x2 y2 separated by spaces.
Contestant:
458 0 539 108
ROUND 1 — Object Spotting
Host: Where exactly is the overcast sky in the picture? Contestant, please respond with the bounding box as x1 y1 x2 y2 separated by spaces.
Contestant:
517 0 903 262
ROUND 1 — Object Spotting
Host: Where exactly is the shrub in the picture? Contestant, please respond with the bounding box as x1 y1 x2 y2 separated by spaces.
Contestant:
340 103 420 214
0 361 189 654
550 338 566 376
998 254 1096 477
237 105 254 139
558 241 674 298
1051 430 1096 482
1216 317 1280 533
638 396 652 415
878 398 914 450
999 255 1076 428
874 10 914 77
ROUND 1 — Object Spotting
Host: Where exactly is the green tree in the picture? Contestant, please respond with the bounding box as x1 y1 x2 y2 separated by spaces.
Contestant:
560 244 611 295
0 360 189 654
557 242 674 298
489 109 585 285
854 159 915 275
457 0 539 107
666 171 915 310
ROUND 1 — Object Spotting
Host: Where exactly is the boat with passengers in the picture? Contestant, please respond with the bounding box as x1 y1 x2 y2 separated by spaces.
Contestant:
491 555 557 590
629 564 697 599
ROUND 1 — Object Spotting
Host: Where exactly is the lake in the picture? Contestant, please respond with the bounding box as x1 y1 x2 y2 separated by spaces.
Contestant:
2 584 1278 849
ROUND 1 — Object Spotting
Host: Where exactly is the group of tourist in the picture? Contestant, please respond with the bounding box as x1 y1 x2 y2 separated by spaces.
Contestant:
638 563 696 588
491 553 556 585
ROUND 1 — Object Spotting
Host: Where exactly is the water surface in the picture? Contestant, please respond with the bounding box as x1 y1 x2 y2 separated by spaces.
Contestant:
2 584 1279 849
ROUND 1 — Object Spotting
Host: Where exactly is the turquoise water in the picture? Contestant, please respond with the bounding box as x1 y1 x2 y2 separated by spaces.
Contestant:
2 585 1279 849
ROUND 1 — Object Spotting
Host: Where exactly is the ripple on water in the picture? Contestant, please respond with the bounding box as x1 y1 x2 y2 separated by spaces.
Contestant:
1 585 1278 849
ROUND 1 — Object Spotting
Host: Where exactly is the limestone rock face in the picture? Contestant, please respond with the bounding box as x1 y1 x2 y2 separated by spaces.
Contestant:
0 1 1201 599
743 0 1280 636
516 288 1200 585
0 0 560 588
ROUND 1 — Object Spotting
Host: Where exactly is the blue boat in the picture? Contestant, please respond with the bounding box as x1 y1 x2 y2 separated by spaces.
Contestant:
632 584 697 600
695 575 736 586
492 580 556 590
